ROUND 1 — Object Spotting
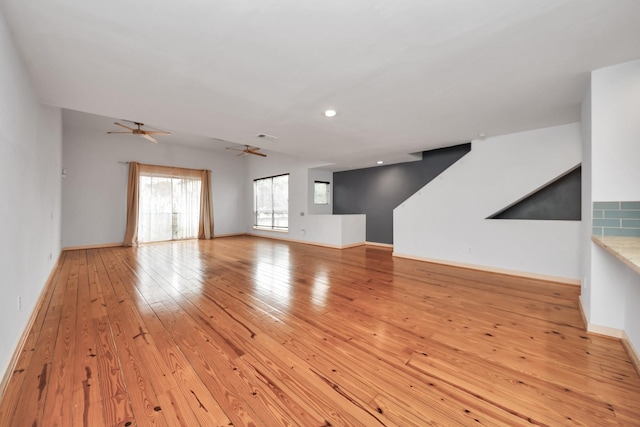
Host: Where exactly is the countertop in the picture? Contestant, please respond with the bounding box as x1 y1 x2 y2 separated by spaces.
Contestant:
592 235 640 275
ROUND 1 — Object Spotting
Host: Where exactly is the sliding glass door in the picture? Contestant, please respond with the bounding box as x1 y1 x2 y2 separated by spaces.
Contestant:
138 174 201 243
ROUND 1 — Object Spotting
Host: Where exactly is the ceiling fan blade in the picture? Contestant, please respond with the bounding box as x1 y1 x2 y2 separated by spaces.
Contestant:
114 122 135 131
226 145 265 157
141 134 158 143
143 131 171 135
107 131 133 134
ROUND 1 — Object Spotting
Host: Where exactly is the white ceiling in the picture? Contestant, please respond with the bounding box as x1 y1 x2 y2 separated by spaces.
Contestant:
2 0 640 169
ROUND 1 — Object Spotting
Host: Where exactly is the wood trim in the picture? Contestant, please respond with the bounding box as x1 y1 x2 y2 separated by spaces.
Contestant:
580 298 638 374
392 252 581 286
365 241 393 249
63 242 123 251
0 253 61 402
585 323 624 339
212 232 370 249
63 235 252 250
214 233 248 238
339 242 366 249
138 239 200 247
577 295 588 330
621 331 640 377
248 232 365 249
592 235 640 276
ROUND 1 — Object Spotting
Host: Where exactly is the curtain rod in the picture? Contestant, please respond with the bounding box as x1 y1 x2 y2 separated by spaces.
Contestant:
118 161 210 172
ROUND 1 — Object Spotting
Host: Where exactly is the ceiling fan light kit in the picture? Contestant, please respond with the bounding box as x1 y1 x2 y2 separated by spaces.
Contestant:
107 121 170 144
225 144 267 157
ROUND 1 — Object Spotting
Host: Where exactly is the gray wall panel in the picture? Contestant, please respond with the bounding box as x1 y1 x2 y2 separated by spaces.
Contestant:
333 144 471 244
490 167 581 220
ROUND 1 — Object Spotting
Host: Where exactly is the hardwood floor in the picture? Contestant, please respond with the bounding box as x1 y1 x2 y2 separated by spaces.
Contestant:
1 236 639 426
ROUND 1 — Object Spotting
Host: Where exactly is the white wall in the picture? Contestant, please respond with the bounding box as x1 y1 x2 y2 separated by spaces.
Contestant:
626 271 640 353
61 110 247 247
292 214 365 247
580 86 592 321
394 123 582 280
0 11 62 379
584 59 640 350
591 59 640 200
246 151 361 246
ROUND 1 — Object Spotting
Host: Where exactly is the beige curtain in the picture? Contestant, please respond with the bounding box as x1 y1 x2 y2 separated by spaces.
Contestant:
198 169 215 239
123 162 214 245
137 164 203 179
123 162 140 246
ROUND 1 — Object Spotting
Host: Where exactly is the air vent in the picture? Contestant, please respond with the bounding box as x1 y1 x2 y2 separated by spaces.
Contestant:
256 133 278 141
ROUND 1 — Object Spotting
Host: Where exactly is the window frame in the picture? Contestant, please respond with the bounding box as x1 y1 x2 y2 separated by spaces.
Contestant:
137 172 202 243
313 180 331 205
253 173 289 231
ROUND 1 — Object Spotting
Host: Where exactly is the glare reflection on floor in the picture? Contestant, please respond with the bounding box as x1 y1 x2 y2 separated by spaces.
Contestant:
311 269 329 307
254 249 292 308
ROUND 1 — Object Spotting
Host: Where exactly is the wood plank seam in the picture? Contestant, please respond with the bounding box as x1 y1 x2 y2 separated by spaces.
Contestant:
3 237 639 426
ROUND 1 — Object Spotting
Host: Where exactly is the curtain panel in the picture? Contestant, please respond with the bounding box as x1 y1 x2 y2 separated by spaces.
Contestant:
123 162 214 246
198 169 215 239
123 162 140 246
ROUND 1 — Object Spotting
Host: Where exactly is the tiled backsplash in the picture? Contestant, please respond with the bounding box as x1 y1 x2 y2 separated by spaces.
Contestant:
593 201 640 237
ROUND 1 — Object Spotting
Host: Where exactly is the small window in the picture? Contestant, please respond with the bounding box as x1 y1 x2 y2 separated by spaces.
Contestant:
254 174 289 230
314 181 330 205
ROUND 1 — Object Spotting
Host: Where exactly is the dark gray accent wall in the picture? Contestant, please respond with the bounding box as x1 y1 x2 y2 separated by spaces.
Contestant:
489 166 581 220
333 144 471 244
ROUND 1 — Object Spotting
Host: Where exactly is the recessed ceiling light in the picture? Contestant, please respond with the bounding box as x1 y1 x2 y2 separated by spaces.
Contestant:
377 160 384 165
477 132 487 138
324 110 337 118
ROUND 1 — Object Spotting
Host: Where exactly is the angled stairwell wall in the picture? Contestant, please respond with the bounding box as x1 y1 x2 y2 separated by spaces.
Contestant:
333 144 471 244
393 123 582 280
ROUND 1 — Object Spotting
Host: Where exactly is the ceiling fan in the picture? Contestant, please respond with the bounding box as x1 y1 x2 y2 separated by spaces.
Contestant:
107 120 170 143
225 145 267 157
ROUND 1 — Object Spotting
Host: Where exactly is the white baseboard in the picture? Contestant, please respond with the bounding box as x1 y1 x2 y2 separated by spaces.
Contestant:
575 288 639 375
63 234 248 250
579 296 624 339
392 252 580 286
365 241 393 249
622 330 640 376
62 242 123 251
586 323 624 339
248 232 365 249
214 233 248 238
0 253 62 402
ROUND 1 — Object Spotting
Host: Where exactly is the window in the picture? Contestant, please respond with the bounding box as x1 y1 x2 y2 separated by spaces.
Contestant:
138 173 202 243
123 162 214 246
314 181 330 205
254 174 289 230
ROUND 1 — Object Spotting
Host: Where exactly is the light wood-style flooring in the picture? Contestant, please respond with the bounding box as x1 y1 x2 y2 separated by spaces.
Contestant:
1 236 639 426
